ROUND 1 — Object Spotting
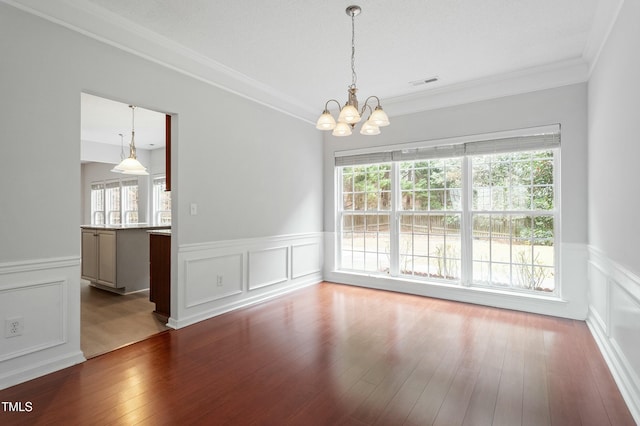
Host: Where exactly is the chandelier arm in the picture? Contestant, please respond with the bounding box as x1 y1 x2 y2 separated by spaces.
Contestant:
362 96 382 108
360 103 374 117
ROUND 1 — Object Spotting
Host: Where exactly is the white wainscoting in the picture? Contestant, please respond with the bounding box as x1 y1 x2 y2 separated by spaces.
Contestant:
324 238 589 320
587 246 640 424
170 233 323 329
0 257 85 390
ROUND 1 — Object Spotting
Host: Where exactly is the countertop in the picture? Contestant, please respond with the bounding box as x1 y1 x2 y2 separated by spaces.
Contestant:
81 224 171 231
147 229 171 236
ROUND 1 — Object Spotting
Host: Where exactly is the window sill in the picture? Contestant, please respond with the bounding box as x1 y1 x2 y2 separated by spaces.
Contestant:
326 270 572 318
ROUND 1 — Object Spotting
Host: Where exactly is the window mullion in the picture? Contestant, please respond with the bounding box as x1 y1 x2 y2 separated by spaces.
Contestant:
461 156 472 286
389 163 400 276
335 168 344 271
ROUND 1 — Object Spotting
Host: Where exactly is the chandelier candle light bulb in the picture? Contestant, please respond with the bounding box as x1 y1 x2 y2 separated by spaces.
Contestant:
316 5 390 137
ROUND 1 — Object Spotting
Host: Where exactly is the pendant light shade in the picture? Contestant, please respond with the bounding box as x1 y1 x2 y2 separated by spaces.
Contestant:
338 104 361 124
370 106 390 127
332 121 353 137
112 105 149 176
360 120 381 135
316 110 337 130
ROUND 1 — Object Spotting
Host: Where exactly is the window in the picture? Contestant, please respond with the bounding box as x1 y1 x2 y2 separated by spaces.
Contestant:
90 178 140 225
340 164 391 273
471 150 555 291
90 183 105 225
399 159 463 280
121 179 139 224
152 176 171 225
335 129 559 295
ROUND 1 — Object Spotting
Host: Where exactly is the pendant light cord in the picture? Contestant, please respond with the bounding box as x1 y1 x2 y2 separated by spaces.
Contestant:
129 105 137 160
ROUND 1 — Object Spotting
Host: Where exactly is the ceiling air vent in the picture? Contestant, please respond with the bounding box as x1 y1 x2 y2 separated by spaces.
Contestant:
410 77 439 87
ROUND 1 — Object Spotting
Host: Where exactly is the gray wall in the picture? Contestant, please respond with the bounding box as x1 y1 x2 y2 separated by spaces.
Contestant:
0 2 322 388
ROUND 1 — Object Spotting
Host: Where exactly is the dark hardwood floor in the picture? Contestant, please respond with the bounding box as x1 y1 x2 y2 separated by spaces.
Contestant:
0 282 634 425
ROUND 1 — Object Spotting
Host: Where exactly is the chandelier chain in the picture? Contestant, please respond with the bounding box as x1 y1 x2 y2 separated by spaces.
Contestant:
350 10 357 88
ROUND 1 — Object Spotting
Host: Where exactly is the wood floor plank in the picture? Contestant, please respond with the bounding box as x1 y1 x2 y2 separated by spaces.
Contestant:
0 282 635 426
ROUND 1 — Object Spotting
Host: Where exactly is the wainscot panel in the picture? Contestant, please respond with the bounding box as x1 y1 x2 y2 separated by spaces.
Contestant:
587 246 640 424
172 233 323 329
0 257 85 390
248 246 289 291
292 242 322 279
184 253 244 307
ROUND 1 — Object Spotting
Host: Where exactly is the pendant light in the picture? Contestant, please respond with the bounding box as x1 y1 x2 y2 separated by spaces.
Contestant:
112 105 149 176
316 5 390 137
110 133 125 173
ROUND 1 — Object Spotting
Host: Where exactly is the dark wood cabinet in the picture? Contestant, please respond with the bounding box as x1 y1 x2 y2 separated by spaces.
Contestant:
149 232 171 318
165 114 171 191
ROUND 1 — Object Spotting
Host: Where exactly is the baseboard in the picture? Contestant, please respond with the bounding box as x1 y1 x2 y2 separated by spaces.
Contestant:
0 350 85 390
587 310 640 423
587 246 640 424
168 273 321 329
171 232 323 329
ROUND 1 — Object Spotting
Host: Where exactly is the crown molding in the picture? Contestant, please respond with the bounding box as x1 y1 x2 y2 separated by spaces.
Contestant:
582 0 626 76
382 58 590 117
2 0 594 124
1 0 318 124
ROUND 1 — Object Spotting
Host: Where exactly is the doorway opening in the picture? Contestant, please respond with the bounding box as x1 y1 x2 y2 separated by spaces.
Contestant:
80 92 172 358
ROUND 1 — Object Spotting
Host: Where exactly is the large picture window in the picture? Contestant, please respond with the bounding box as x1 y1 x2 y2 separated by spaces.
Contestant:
335 129 559 295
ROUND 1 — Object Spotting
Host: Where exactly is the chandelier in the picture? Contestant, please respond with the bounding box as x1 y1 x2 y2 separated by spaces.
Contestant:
111 105 149 175
316 5 390 137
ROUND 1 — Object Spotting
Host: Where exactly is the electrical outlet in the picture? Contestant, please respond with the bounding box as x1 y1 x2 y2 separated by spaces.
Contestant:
216 275 223 286
5 317 23 338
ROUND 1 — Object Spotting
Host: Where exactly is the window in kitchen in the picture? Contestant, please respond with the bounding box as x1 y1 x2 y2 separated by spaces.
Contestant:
90 178 140 225
335 127 559 295
152 176 171 225
90 183 105 225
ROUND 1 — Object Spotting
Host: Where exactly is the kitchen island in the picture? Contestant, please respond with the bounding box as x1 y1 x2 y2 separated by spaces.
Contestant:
81 224 170 294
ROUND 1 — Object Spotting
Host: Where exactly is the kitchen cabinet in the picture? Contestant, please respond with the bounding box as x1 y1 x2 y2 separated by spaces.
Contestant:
81 226 167 294
81 228 117 287
149 231 171 317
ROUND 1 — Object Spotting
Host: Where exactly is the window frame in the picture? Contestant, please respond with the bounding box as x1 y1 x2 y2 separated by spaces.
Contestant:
152 175 172 226
334 128 560 297
90 178 141 226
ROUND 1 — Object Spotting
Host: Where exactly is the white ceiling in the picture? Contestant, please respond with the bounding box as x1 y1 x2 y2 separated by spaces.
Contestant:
9 0 623 133
81 93 166 149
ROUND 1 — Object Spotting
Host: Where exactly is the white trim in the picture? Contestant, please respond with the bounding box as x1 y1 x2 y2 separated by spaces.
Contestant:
0 0 316 124
291 242 322 279
334 124 560 158
179 232 323 253
583 0 626 76
586 245 640 424
0 1 591 122
0 279 68 362
172 232 324 329
383 59 589 118
326 270 572 317
0 256 80 275
0 351 86 391
247 246 289 291
168 273 320 329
